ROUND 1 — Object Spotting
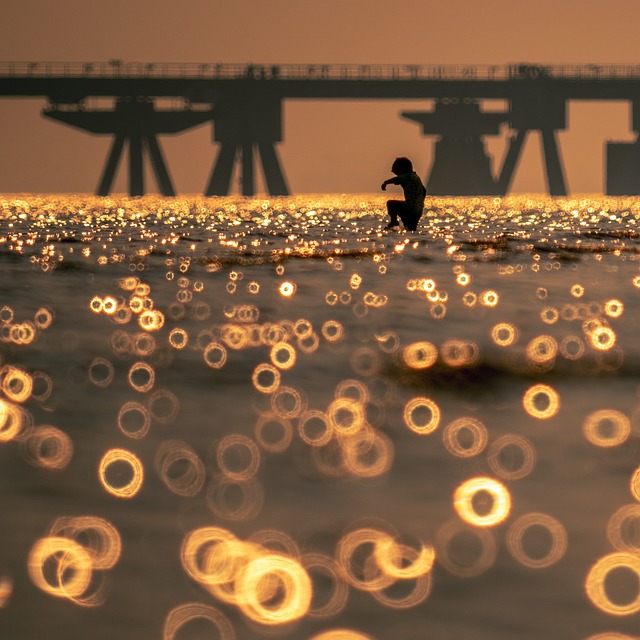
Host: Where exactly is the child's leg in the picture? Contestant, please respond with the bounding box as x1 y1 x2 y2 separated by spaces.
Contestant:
399 208 421 231
386 200 403 228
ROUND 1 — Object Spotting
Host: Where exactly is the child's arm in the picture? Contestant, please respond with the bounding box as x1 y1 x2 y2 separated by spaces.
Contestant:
381 177 399 191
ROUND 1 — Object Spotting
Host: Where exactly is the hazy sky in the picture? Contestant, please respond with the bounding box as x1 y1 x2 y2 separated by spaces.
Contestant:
1 0 639 195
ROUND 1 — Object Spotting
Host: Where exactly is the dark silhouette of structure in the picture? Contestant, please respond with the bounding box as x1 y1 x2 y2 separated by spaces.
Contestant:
44 98 212 196
402 100 508 196
206 94 288 196
1 61 640 196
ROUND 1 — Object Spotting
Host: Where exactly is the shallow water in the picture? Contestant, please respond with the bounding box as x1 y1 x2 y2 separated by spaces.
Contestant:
1 193 640 640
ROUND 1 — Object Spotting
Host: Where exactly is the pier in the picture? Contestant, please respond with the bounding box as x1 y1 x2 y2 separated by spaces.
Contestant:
2 61 640 196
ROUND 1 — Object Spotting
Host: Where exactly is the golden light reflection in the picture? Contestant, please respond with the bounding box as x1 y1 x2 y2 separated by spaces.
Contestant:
440 339 479 367
117 402 150 439
403 397 441 435
631 467 640 502
571 284 585 298
0 575 12 608
139 309 165 332
98 448 144 499
479 290 499 307
252 363 281 394
369 562 432 609
155 439 205 497
540 307 559 324
236 554 312 625
402 341 438 369
505 512 568 569
270 341 297 370
442 417 488 458
168 327 188 349
462 291 477 307
1 365 33 403
180 526 239 586
8 321 37 345
336 528 397 592
31 371 53 403
298 331 320 354
522 384 560 419
491 323 518 347
48 516 122 571
254 413 293 453
0 306 14 324
0 399 24 442
279 281 296 297
606 504 640 553
310 631 375 640
586 324 617 351
559 335 585 360
350 347 380 377
327 398 366 436
180 526 311 625
9 193 640 633
127 362 155 393
604 299 624 318
102 296 118 315
526 335 558 366
583 409 631 448
88 357 114 388
487 434 537 481
434 518 497 578
297 410 333 447
585 552 640 616
272 385 307 419
341 428 394 478
34 307 54 329
311 437 350 479
322 320 344 343
206 475 264 521
453 476 511 527
248 529 301 560
203 342 228 369
163 602 234 640
28 536 93 600
375 331 400 353
336 379 370 404
302 552 349 618
23 425 73 470
148 389 179 425
216 434 261 481
373 538 435 580
584 634 639 640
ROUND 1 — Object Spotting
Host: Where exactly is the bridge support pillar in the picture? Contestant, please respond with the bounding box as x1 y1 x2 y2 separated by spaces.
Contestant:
605 99 640 195
402 100 508 196
606 138 640 195
497 128 568 196
206 94 289 196
96 132 175 196
501 95 568 196
43 98 212 196
205 141 289 197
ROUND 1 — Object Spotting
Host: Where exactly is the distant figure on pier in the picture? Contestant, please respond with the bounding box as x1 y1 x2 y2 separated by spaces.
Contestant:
381 157 426 231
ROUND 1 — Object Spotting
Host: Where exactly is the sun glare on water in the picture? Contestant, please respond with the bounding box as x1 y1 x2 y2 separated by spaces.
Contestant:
2 193 640 638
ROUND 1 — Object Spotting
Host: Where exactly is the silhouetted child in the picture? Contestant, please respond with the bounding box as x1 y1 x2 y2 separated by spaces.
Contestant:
381 157 426 231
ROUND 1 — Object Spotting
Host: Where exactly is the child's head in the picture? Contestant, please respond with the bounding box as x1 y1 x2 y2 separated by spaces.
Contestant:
391 157 413 175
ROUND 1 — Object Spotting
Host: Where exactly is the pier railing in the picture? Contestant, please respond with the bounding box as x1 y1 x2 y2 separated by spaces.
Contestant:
2 61 640 82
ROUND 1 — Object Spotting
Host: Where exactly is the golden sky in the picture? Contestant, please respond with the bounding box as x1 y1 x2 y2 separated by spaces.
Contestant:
1 0 639 194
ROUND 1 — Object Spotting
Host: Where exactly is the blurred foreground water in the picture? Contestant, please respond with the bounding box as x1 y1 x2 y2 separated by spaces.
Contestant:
1 193 640 640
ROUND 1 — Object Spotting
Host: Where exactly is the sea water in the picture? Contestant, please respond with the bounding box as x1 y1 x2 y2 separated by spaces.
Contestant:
0 193 640 640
